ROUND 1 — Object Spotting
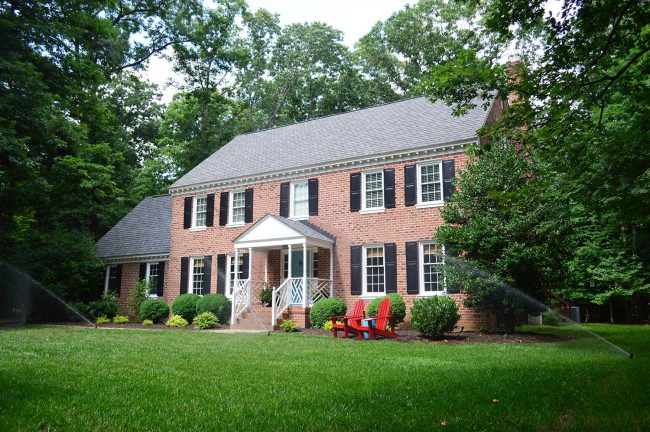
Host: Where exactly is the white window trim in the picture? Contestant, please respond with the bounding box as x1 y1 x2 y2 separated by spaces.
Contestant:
145 262 159 298
289 180 309 220
361 170 385 213
419 242 446 296
104 265 116 295
190 195 208 231
189 256 205 296
416 161 444 207
225 254 245 299
362 244 386 298
227 189 246 227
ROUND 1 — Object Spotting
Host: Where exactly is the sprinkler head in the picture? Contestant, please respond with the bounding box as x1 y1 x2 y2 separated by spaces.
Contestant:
629 352 634 360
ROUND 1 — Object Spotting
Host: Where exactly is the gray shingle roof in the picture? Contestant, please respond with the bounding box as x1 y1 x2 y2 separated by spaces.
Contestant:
170 97 491 189
95 195 171 259
273 215 336 243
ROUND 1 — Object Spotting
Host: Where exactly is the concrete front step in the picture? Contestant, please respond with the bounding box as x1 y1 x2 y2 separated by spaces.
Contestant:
230 307 287 331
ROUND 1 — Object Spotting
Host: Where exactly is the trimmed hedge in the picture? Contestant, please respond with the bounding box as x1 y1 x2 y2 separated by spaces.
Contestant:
196 294 231 325
410 296 460 338
139 299 169 323
194 311 218 330
366 293 406 324
309 297 347 329
166 314 188 327
171 294 200 322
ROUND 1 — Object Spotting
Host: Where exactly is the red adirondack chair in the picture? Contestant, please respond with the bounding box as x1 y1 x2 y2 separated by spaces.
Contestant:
359 297 398 340
331 299 365 338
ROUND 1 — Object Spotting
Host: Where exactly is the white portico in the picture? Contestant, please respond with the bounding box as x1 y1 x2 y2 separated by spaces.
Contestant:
230 214 335 327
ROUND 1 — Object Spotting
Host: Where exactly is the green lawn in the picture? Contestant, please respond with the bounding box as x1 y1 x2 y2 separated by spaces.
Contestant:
0 324 648 431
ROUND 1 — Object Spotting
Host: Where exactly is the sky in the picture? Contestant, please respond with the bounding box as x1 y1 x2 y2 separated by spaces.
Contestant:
143 0 412 102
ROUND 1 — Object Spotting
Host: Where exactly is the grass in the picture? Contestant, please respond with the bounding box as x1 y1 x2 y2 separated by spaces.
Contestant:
0 324 648 431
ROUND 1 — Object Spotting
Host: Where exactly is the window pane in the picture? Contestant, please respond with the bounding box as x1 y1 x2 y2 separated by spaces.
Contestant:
228 256 245 295
192 259 204 295
195 197 207 227
148 263 158 295
422 243 443 292
292 182 309 217
364 172 384 209
231 191 245 223
365 246 385 293
420 163 442 203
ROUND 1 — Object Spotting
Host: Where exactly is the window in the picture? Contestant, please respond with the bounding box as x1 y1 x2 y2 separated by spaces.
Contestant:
229 190 245 225
420 242 444 294
363 245 385 295
418 161 443 205
146 263 158 298
362 171 384 210
190 257 204 295
290 181 309 218
104 265 117 294
227 255 245 297
193 196 207 228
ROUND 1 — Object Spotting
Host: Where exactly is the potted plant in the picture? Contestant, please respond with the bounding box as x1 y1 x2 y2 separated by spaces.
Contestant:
260 286 273 307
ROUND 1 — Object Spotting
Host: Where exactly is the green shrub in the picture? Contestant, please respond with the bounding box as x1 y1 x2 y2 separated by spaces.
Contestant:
139 299 169 323
172 294 200 322
194 311 218 330
96 315 111 324
366 293 407 324
280 319 299 332
309 297 347 329
410 296 460 338
166 314 188 327
195 294 231 325
323 320 341 332
74 293 118 320
542 310 560 326
128 279 148 317
259 286 273 305
112 315 130 324
142 319 153 326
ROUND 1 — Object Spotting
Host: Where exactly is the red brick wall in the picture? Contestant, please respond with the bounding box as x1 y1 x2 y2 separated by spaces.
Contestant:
163 151 492 330
116 263 139 317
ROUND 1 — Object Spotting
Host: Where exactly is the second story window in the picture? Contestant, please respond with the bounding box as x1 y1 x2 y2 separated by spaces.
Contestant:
291 181 309 218
418 161 443 205
362 171 384 211
193 196 207 228
230 190 245 224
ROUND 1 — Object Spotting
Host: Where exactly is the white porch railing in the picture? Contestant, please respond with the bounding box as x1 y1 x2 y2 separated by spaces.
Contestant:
307 278 332 304
272 278 292 326
231 279 251 322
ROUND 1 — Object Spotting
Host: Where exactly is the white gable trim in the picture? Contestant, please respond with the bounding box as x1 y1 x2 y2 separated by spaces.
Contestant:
169 139 476 195
234 215 334 249
102 254 170 265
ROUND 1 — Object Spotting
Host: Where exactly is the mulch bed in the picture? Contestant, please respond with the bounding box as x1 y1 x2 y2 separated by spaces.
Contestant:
300 328 568 344
47 322 229 331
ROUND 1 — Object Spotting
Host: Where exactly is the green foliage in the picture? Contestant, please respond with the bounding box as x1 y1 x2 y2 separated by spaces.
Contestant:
142 319 154 327
172 294 200 322
366 293 406 324
195 294 231 325
96 315 111 325
322 320 342 332
166 315 189 327
139 299 170 323
279 320 299 333
410 296 460 338
542 311 560 327
128 280 149 318
112 315 129 324
259 286 273 305
193 311 219 330
309 297 347 329
73 293 119 320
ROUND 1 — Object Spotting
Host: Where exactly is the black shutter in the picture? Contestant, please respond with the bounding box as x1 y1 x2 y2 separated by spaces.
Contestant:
443 160 455 201
115 264 123 296
156 262 165 296
384 169 395 209
219 192 229 226
206 194 215 227
242 253 250 279
244 188 254 223
139 263 146 281
445 244 460 293
404 165 416 206
308 178 319 216
203 256 212 295
280 182 290 217
350 245 362 295
384 243 397 293
406 242 419 294
183 197 192 229
180 257 189 294
216 254 227 295
350 172 361 212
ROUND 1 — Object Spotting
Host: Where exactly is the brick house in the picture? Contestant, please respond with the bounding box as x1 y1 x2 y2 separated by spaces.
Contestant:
96 96 505 330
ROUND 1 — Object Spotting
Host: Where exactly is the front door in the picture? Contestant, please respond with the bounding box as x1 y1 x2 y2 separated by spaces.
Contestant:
285 250 312 304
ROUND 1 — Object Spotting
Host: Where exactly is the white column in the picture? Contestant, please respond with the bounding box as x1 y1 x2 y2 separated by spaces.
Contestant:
302 243 308 307
231 248 239 324
287 244 292 282
264 251 268 285
233 249 239 292
329 247 334 297
248 247 253 307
